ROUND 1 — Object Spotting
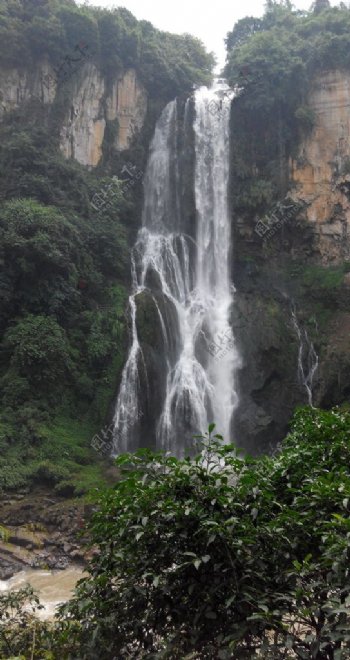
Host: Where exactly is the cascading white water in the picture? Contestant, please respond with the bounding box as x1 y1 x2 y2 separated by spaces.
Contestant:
291 307 319 407
193 85 239 441
113 82 240 455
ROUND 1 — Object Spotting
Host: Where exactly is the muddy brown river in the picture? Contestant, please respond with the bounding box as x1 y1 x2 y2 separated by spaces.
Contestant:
0 566 84 619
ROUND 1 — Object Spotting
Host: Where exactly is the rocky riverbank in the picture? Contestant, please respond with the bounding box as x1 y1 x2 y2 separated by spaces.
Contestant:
0 489 97 580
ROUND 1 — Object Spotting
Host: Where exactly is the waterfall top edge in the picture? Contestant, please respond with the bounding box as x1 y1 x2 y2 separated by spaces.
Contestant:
194 79 234 102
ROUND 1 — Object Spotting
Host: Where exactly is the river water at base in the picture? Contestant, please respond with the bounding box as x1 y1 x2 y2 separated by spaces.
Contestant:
0 566 84 619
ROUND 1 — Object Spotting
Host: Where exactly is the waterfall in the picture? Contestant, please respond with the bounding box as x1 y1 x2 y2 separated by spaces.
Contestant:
112 82 240 456
291 307 319 407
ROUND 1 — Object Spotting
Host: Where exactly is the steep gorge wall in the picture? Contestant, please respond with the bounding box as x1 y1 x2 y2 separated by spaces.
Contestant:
233 69 350 453
1 58 349 454
0 62 148 166
291 70 350 263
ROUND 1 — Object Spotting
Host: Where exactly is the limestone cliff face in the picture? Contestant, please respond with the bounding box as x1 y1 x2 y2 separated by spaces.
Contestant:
105 68 148 151
59 64 106 168
291 70 350 263
60 66 148 166
0 63 148 167
0 63 56 113
233 69 350 454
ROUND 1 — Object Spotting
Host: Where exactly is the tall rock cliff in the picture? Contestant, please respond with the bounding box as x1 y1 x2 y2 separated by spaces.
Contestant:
0 62 148 167
1 55 348 455
233 69 350 453
291 70 350 263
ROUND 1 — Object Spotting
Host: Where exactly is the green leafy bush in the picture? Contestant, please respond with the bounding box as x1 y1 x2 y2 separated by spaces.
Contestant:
54 479 76 497
4 315 71 386
0 586 51 659
56 409 350 658
0 457 30 491
30 459 70 486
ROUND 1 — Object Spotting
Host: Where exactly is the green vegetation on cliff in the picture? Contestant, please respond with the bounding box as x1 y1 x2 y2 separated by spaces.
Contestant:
225 0 350 219
0 130 130 493
0 0 214 495
0 0 213 99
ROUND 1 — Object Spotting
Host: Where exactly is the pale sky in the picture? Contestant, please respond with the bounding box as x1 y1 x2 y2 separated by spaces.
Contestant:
77 0 326 70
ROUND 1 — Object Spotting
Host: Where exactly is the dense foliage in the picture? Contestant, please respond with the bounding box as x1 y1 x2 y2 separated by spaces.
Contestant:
60 408 349 658
0 0 213 99
224 0 350 219
0 586 49 658
0 114 132 493
0 0 214 494
1 408 349 658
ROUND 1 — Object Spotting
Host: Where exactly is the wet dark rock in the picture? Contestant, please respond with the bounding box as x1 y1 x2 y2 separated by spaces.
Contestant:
0 559 23 581
0 492 92 581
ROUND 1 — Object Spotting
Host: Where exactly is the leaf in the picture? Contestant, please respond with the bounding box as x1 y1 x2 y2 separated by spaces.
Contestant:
194 559 201 570
141 516 148 526
225 595 236 608
251 507 258 520
285 636 294 649
208 423 216 433
136 531 144 541
205 610 217 619
259 604 269 613
218 651 231 660
202 555 211 563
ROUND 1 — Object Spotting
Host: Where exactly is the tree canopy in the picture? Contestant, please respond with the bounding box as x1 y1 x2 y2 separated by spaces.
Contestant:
0 0 214 99
224 0 350 221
